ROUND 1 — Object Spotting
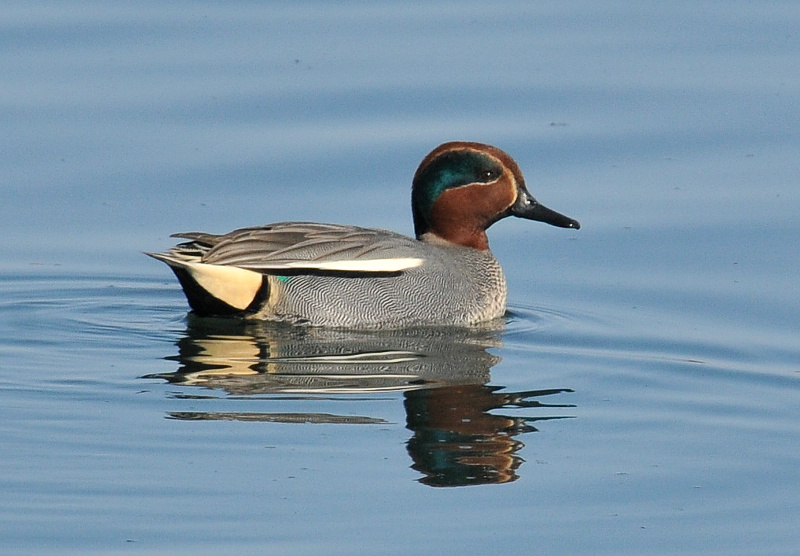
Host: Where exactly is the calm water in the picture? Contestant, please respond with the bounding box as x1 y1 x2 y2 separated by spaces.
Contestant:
2 2 799 555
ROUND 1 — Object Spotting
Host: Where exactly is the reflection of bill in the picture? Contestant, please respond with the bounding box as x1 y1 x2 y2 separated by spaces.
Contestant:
144 318 575 487
405 385 573 487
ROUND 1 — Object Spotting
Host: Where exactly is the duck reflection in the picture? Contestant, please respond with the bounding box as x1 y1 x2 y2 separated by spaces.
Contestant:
405 385 572 487
145 316 574 486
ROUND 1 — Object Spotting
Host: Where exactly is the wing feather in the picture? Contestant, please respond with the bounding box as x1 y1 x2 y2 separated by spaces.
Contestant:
167 222 425 275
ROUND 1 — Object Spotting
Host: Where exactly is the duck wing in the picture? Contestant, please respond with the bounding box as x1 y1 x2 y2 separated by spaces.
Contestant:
170 222 424 275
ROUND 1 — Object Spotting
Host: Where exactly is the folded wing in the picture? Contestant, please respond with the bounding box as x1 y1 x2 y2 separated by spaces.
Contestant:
163 222 424 275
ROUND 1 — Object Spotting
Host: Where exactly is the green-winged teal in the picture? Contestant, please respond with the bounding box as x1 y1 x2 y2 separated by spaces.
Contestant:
148 141 580 327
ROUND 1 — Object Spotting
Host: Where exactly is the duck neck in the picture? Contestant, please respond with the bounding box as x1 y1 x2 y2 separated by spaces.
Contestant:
419 229 490 251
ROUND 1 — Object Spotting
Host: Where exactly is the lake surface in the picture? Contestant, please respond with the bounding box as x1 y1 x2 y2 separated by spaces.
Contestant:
2 2 799 555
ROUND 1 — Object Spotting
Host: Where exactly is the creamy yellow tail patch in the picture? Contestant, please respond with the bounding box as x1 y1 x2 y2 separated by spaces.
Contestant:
185 262 263 310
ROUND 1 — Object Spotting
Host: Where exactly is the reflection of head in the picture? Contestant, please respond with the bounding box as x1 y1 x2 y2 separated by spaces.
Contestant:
404 385 574 487
407 428 524 487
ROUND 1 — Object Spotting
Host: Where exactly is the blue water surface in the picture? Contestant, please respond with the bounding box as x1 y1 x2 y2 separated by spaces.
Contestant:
1 2 799 555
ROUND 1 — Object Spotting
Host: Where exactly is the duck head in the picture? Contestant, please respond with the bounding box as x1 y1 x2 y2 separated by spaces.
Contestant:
412 141 580 250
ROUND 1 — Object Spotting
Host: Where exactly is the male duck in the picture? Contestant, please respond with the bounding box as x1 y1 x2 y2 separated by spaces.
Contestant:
148 141 580 327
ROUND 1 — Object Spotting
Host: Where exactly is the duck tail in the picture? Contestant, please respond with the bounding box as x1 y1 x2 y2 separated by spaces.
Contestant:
145 251 270 317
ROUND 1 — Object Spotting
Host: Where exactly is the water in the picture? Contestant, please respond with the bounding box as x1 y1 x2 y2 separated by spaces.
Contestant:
2 2 799 555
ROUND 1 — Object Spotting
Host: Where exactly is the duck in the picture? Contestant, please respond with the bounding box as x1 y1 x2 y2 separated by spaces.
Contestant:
147 141 580 328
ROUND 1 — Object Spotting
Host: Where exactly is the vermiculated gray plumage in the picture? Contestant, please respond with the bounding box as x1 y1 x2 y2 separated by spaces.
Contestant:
148 222 507 328
261 235 507 327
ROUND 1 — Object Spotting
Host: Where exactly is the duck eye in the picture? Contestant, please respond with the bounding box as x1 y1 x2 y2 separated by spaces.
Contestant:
480 169 501 182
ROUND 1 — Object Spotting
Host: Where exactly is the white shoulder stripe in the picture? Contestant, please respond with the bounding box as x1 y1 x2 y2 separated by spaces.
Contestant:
281 257 424 273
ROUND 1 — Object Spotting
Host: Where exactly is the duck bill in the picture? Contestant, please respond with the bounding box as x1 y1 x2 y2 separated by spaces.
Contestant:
510 188 580 229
